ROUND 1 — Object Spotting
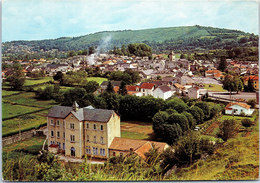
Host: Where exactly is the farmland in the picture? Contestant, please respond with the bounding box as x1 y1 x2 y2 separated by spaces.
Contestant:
86 77 108 85
121 121 154 140
24 77 53 86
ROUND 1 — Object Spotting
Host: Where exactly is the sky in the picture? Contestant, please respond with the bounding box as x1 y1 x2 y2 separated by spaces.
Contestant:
2 0 259 42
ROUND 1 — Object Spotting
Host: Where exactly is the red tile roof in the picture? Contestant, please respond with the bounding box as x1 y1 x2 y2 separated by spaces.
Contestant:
126 85 139 91
225 102 251 110
139 83 155 90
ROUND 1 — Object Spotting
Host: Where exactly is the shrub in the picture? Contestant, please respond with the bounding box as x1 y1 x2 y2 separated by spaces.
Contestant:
241 118 253 127
247 99 256 108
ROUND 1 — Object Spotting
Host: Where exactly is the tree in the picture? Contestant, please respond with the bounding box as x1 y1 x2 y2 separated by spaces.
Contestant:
7 63 25 90
119 81 127 96
127 43 152 58
105 81 114 93
166 98 189 113
182 111 196 129
195 102 210 120
168 113 189 132
247 99 256 108
88 46 95 55
218 119 237 141
53 71 64 82
222 75 242 96
247 78 255 92
83 81 99 93
152 111 169 137
241 118 253 127
217 56 227 71
188 106 204 124
162 123 183 145
61 88 86 106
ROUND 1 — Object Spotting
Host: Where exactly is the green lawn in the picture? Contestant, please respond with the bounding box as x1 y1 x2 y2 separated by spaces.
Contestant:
87 77 107 85
204 84 227 92
3 136 46 153
121 131 150 140
220 115 254 122
2 90 21 96
2 103 42 119
2 114 47 137
24 77 53 86
3 92 58 108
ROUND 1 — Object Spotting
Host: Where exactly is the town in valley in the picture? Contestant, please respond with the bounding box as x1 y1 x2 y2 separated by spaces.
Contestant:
2 0 259 181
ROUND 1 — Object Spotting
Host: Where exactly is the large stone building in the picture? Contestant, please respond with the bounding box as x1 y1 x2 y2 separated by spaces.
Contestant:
47 102 120 159
47 102 169 160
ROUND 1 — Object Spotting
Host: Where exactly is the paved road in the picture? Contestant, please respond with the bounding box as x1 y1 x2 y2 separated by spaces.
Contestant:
208 91 257 101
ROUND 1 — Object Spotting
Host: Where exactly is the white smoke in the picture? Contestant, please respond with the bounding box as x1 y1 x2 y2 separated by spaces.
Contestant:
87 35 112 65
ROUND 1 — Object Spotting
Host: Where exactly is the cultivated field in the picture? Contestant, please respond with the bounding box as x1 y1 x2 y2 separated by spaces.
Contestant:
121 121 154 140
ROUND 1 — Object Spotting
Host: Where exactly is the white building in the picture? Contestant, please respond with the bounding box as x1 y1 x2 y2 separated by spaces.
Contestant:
138 83 155 96
187 86 200 99
225 102 254 116
153 85 173 100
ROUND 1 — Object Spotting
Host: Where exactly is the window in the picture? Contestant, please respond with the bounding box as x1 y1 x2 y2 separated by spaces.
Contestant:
70 123 75 129
63 120 65 127
100 148 105 156
57 142 61 149
50 120 54 125
100 125 103 131
86 123 89 129
57 131 60 138
120 152 123 157
94 136 97 143
86 135 89 142
63 143 65 150
70 135 75 142
51 130 54 137
100 137 104 144
86 146 91 154
113 152 116 156
63 132 65 139
93 147 98 155
57 120 60 126
93 124 96 130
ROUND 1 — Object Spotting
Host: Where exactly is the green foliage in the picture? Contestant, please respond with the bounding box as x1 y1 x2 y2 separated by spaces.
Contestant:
6 63 26 90
36 85 61 100
217 56 227 71
105 81 115 93
182 111 196 129
241 118 253 128
195 102 210 120
166 97 189 113
247 99 256 108
168 113 189 131
83 81 99 93
119 81 128 96
53 71 64 82
61 70 88 86
188 106 205 124
127 43 152 58
61 88 87 106
218 119 238 141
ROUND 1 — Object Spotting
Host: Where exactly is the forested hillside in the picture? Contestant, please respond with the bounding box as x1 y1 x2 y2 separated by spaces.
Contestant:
3 25 258 54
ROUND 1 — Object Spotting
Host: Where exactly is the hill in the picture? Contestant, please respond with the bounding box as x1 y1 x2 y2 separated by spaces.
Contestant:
2 25 258 54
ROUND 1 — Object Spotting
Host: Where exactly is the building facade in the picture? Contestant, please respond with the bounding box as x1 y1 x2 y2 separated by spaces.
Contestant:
47 102 120 159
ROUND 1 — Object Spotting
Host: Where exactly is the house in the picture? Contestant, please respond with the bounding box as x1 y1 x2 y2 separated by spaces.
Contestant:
109 137 169 159
138 83 155 96
179 76 194 86
99 81 121 93
205 70 224 80
126 85 142 96
174 83 185 94
47 102 121 159
242 75 259 90
153 85 173 100
225 102 254 116
187 86 200 99
47 102 169 160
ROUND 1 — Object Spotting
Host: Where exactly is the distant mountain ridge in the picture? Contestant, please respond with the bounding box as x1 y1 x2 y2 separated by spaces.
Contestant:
2 25 257 53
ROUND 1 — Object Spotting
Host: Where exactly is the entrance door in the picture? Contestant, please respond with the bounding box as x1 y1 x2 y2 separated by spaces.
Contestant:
71 147 75 157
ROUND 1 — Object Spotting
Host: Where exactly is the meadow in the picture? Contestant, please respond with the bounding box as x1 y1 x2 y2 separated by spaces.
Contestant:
24 77 53 86
204 84 227 92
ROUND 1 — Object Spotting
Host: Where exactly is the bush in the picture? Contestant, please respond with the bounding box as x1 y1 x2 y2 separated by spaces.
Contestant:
218 119 237 141
247 99 256 108
241 118 253 127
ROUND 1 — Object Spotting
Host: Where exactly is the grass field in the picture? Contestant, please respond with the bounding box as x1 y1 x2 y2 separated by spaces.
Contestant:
87 77 107 85
204 84 227 92
2 103 42 119
24 77 53 86
3 92 57 108
121 121 153 140
3 136 46 153
220 113 256 122
175 118 259 180
2 114 47 136
2 90 21 96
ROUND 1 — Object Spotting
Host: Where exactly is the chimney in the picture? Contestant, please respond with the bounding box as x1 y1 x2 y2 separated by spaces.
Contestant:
72 101 79 112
